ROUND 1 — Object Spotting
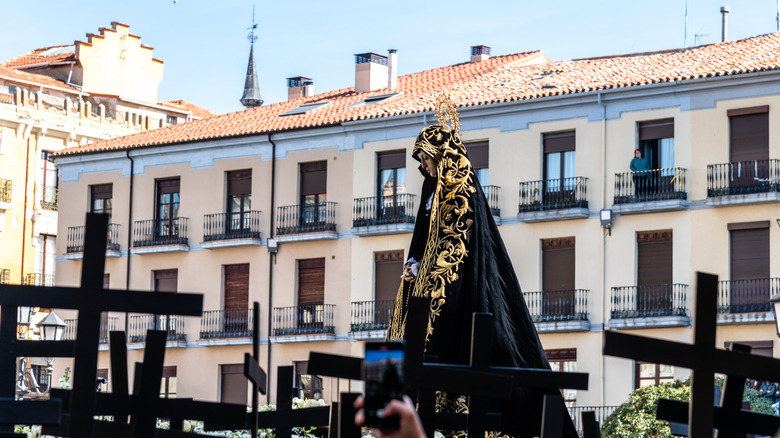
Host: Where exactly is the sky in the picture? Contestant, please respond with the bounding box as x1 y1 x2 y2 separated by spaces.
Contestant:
1 1 778 115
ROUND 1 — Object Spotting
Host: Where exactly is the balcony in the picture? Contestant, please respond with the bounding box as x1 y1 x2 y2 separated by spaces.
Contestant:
40 186 58 211
202 211 262 249
0 268 9 284
272 304 335 339
517 177 589 223
65 223 121 259
523 290 589 332
707 159 780 206
568 406 619 436
0 178 10 208
717 278 779 325
352 194 415 236
608 284 690 329
350 300 394 339
131 218 189 254
63 316 118 344
23 273 55 287
483 185 501 218
199 309 254 339
612 168 688 214
275 202 337 242
128 314 186 343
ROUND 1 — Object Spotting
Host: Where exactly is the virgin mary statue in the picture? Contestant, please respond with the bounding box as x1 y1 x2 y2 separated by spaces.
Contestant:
387 94 577 437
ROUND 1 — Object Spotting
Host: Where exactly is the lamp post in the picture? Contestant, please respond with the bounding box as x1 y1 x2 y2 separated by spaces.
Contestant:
39 310 66 341
17 306 32 340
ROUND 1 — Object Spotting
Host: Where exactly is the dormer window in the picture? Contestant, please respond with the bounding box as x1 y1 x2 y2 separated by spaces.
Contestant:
347 92 402 108
279 101 332 117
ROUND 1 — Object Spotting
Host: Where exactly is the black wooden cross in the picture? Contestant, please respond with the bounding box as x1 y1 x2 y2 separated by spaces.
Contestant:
307 351 363 438
0 213 204 437
603 272 780 438
244 301 267 438
403 306 588 438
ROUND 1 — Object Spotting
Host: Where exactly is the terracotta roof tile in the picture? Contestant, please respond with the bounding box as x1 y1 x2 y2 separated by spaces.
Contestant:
165 99 219 119
3 44 76 68
0 64 79 92
57 32 780 157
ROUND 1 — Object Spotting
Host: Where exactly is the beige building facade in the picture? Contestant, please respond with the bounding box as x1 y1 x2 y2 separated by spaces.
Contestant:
52 36 780 416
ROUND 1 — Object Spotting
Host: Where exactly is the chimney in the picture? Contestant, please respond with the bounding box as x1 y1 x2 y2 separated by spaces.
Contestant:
354 52 388 93
387 49 398 90
470 45 491 62
287 76 314 101
720 6 730 42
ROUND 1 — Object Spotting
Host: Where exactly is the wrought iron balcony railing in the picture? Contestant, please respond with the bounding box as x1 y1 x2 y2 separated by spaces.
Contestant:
63 316 118 344
200 309 254 339
568 406 619 435
483 185 501 216
203 211 261 241
523 290 589 322
0 178 10 203
0 268 9 285
350 300 395 331
717 278 779 314
610 284 688 319
614 168 686 204
276 202 337 235
128 314 186 342
132 218 189 247
707 159 780 197
40 186 58 211
272 304 335 336
518 177 588 213
23 273 55 287
66 223 121 253
353 194 415 227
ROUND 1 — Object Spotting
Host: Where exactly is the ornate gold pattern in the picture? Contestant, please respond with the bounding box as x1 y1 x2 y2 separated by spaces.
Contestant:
434 92 461 136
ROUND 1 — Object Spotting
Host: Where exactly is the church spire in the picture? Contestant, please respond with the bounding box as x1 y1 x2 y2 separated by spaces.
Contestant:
240 6 263 108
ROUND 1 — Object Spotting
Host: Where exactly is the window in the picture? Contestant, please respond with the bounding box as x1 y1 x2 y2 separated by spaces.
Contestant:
97 368 109 392
156 178 180 237
728 107 770 188
280 101 332 116
636 230 673 314
32 364 50 390
40 151 58 209
298 258 325 330
90 184 113 218
154 269 178 334
224 264 250 332
35 234 56 279
546 349 577 406
166 115 177 125
294 361 323 400
220 364 247 405
542 131 576 198
300 162 327 226
638 119 674 171
635 362 674 388
374 250 404 303
377 151 406 219
465 141 489 187
160 366 177 398
227 170 252 232
541 237 575 318
728 221 770 311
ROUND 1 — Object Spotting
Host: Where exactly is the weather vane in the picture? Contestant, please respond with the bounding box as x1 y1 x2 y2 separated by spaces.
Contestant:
247 5 258 44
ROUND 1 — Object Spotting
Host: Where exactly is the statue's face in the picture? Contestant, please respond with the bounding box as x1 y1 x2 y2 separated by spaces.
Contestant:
418 152 437 177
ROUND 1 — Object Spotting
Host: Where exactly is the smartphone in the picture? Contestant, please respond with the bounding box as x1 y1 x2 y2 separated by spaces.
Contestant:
363 341 405 429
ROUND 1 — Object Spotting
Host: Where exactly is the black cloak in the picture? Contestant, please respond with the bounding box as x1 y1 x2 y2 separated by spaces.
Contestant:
387 125 578 438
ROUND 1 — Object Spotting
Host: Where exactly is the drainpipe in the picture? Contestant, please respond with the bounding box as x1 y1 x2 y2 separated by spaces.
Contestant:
267 134 276 402
597 92 607 408
125 150 135 331
20 134 33 284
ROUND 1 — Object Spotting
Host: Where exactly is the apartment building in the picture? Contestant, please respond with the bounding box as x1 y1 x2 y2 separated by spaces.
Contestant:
52 35 780 411
0 21 214 291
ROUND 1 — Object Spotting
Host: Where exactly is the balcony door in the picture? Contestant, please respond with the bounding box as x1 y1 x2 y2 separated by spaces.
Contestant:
729 221 770 312
728 107 769 191
227 170 252 234
90 184 113 218
224 264 249 333
40 150 58 208
300 162 327 228
374 250 404 327
638 119 675 194
154 269 178 336
637 230 673 314
543 131 575 205
542 237 575 319
377 151 406 221
465 141 489 187
156 178 180 238
298 258 325 330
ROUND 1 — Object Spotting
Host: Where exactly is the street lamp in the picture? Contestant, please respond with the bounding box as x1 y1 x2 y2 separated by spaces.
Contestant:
39 311 66 341
17 306 32 340
770 292 780 337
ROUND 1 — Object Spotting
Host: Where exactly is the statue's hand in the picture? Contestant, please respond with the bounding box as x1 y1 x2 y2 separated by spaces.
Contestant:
401 262 416 282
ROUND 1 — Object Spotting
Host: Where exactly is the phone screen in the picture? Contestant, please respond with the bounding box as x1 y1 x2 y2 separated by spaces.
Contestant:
364 341 405 429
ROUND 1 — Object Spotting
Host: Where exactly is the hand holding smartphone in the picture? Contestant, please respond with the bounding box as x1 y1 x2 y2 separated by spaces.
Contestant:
363 341 405 430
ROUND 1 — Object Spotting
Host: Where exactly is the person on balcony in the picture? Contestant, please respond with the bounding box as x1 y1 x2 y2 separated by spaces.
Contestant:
630 149 650 197
387 94 577 438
